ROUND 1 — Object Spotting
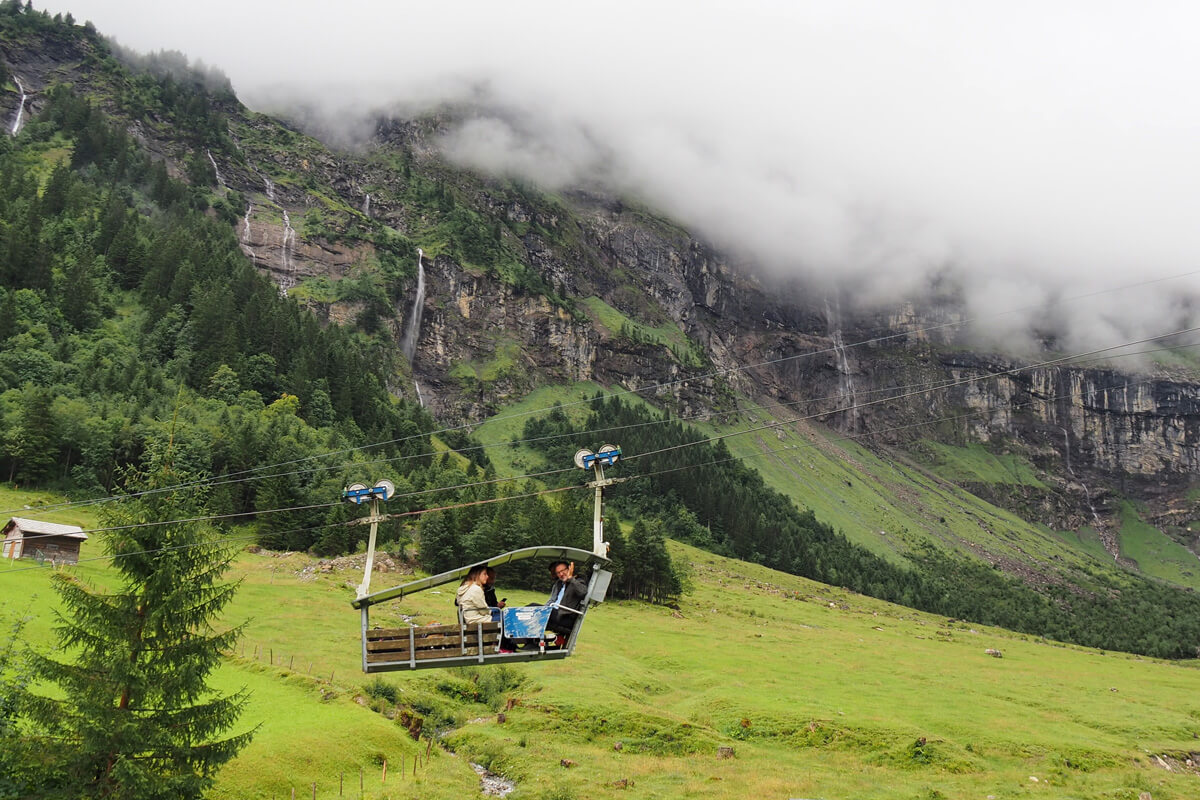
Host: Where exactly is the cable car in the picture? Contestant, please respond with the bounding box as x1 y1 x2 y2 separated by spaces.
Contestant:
348 445 622 673
352 546 612 672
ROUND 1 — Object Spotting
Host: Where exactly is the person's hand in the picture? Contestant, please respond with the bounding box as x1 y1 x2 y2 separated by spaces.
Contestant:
567 562 576 579
498 600 507 608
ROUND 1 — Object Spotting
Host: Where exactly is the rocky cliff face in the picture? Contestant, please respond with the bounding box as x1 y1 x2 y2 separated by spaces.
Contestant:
544 195 1200 538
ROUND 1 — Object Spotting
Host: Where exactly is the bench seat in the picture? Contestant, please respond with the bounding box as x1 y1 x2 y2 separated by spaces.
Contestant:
365 622 501 665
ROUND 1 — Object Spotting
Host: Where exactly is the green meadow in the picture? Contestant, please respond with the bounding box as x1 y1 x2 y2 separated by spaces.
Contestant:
5 533 1200 800
4 393 1198 799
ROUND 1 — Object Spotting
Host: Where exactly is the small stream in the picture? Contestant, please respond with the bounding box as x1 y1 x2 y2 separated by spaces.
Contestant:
470 763 515 797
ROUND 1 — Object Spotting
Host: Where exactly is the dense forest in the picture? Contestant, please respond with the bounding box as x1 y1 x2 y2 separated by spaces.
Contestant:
0 82 432 546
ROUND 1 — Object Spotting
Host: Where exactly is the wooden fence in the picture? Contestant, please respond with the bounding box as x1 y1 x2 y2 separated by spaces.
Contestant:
229 642 443 798
235 639 340 684
285 746 435 799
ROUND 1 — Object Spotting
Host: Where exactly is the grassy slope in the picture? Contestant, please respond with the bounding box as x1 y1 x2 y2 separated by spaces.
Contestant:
1116 501 1200 585
470 382 657 480
6 529 1200 800
690 401 1200 591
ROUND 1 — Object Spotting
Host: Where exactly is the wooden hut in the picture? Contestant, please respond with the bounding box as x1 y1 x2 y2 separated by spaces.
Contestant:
2 517 87 564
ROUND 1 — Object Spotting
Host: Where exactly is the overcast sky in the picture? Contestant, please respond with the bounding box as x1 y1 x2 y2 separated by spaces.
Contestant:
39 1 1200 353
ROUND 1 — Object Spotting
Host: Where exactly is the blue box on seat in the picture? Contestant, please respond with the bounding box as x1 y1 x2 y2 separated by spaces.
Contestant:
502 606 552 639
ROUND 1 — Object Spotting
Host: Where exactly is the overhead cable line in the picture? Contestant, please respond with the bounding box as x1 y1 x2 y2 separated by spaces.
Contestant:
20 338 1180 553
5 335 1186 573
630 382 1148 485
2 376 1143 571
6 327 1198 545
1 485 581 574
9 265 1199 521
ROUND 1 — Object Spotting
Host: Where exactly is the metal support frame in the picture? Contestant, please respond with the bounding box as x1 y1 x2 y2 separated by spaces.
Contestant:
346 479 394 601
357 495 381 600
591 463 609 558
360 606 370 673
575 444 621 559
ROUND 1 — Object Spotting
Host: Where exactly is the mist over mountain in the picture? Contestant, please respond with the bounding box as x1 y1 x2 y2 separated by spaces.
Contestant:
42 0 1200 353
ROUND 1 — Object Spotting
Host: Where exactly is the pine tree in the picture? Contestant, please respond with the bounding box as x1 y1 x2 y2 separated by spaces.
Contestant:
23 467 253 799
0 613 41 799
418 510 461 574
4 384 57 484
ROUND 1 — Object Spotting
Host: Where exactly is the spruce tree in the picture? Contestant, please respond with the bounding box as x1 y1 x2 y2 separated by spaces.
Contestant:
23 467 253 799
0 613 42 799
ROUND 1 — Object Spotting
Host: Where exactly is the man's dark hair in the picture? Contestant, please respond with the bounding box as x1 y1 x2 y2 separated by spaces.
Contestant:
548 560 568 576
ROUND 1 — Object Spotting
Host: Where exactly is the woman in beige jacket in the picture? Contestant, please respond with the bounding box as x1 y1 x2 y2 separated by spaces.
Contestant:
455 566 491 626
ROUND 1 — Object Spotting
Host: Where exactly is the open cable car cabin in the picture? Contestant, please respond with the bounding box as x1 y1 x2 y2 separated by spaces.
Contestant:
352 546 612 672
348 445 622 673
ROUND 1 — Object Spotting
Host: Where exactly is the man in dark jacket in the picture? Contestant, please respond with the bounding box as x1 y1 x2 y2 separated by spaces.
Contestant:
546 560 588 637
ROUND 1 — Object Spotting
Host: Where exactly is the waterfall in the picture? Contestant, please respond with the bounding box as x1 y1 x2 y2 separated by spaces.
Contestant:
823 296 858 428
249 171 299 296
400 248 426 363
10 76 26 136
241 204 253 245
1059 426 1103 526
278 208 296 295
206 149 226 188
1059 425 1112 561
414 380 425 408
362 193 371 218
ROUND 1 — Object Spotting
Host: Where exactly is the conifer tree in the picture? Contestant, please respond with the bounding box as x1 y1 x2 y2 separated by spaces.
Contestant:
23 467 253 799
0 614 40 799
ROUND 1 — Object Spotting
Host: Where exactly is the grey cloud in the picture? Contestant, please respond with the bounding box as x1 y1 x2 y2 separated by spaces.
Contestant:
46 0 1200 352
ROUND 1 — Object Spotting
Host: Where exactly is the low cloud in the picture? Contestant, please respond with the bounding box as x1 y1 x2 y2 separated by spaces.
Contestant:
48 0 1200 351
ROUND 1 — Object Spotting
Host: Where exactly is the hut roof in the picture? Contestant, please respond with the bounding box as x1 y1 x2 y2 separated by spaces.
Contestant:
5 517 88 539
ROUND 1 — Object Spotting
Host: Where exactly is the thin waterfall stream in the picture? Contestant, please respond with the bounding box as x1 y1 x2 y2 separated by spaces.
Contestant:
10 76 26 136
400 249 427 405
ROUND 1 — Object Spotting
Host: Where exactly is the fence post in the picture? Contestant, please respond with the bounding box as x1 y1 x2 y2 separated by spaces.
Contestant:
311 782 316 800
359 767 363 798
340 771 344 796
269 647 273 666
290 655 295 670
382 758 387 785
